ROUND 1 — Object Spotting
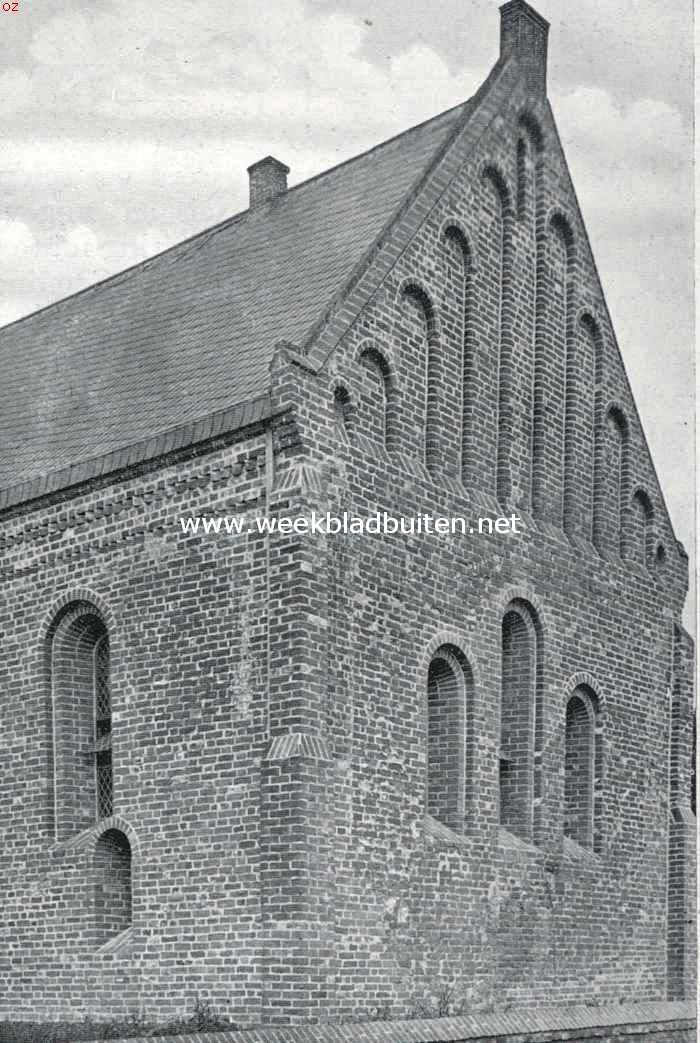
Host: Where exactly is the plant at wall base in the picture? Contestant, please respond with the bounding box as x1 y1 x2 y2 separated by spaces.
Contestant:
186 997 235 1032
0 999 238 1043
409 983 468 1019
367 1002 393 1021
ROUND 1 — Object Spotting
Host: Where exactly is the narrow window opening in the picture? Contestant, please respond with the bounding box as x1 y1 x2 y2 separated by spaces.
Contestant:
333 384 353 440
358 346 395 450
564 686 601 851
94 634 113 820
426 646 472 833
400 283 438 472
516 137 528 219
51 604 113 841
94 828 132 945
500 602 539 841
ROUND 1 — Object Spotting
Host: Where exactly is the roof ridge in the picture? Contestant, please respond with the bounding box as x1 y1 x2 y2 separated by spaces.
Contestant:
0 98 472 339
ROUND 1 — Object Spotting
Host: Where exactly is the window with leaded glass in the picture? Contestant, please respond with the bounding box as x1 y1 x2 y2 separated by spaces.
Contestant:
94 634 113 820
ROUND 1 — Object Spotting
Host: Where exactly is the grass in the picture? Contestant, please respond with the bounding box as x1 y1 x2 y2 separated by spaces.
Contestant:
0 999 238 1043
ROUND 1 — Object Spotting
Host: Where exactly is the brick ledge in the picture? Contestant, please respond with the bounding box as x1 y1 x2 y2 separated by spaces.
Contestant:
88 1001 695 1043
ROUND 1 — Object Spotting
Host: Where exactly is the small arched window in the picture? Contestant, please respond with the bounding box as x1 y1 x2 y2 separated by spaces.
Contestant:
564 686 601 851
94 828 132 945
654 542 667 573
625 488 654 567
426 645 472 833
333 384 353 440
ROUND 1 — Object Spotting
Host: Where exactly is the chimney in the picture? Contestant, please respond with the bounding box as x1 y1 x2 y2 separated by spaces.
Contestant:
499 0 549 97
247 156 290 209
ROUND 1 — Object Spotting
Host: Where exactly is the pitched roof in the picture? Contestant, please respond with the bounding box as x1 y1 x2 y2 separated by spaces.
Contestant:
0 98 473 494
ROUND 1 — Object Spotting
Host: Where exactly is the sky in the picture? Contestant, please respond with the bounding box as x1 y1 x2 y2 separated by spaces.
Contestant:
0 0 694 620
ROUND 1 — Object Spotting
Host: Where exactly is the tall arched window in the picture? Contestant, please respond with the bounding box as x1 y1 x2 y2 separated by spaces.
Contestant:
399 283 439 473
482 166 515 503
442 225 475 486
94 634 113 820
500 600 541 842
564 686 601 851
593 404 629 555
94 828 132 945
51 602 114 840
516 113 543 227
573 312 603 540
516 136 529 219
533 212 575 524
426 645 473 833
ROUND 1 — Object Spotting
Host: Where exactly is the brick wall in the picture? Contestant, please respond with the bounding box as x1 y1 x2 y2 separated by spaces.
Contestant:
0 17 694 1032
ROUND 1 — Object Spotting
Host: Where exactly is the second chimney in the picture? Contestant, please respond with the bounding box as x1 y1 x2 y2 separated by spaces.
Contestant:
247 156 290 209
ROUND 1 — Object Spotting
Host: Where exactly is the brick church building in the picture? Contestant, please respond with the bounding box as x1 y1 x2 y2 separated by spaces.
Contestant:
0 3 695 1040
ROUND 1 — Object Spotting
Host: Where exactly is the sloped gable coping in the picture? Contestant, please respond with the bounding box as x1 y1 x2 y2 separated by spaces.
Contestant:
300 56 518 371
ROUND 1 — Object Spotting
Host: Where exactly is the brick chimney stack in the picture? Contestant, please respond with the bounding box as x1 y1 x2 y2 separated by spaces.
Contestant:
247 156 290 209
499 0 549 97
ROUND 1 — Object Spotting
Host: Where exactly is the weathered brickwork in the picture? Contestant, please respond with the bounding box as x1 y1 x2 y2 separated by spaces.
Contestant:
0 0 694 1034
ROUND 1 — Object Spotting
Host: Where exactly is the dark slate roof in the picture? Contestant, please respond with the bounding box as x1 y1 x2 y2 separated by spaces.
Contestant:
0 99 471 492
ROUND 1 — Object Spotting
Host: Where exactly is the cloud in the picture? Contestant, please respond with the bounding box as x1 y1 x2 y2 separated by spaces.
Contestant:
0 219 35 261
14 0 480 145
0 215 169 324
0 0 484 320
64 224 99 256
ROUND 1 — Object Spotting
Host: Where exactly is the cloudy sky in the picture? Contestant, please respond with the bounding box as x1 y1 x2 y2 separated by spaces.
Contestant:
0 0 693 616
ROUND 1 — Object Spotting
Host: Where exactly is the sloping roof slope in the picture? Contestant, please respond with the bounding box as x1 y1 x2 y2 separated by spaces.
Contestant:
0 100 471 491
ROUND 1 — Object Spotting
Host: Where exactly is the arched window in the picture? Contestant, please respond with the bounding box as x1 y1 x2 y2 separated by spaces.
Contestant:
94 634 113 820
516 113 543 226
482 166 515 503
564 686 601 851
624 488 654 566
533 212 575 524
571 312 603 539
442 225 475 486
654 542 667 573
426 645 472 833
500 600 540 842
400 283 439 472
50 602 114 841
94 828 132 945
516 136 529 219
593 404 629 555
358 345 397 451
